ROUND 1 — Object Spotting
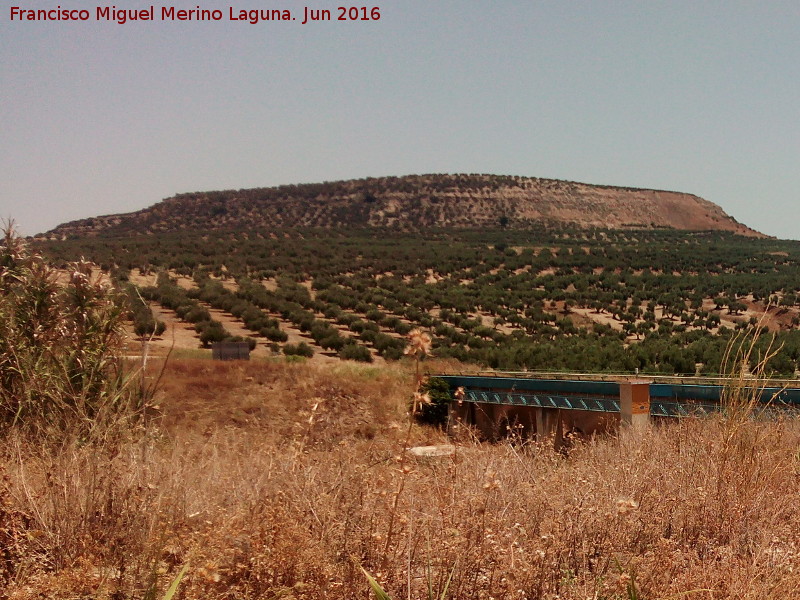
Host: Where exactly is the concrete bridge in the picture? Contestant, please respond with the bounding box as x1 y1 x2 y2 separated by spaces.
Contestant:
436 373 800 446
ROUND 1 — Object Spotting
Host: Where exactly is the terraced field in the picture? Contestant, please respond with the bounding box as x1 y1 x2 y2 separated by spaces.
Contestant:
39 226 800 376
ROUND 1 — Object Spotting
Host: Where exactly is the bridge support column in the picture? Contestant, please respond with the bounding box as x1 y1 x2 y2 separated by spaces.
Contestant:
620 379 651 430
535 408 563 450
535 408 546 442
472 403 497 440
447 401 470 436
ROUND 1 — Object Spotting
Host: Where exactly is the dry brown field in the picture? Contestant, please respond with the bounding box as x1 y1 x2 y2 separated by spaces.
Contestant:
3 357 800 599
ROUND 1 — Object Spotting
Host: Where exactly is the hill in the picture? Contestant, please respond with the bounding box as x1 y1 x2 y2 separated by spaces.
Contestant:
41 173 761 238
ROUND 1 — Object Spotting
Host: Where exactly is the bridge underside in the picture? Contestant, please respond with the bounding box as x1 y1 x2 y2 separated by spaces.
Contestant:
440 375 800 446
447 401 619 446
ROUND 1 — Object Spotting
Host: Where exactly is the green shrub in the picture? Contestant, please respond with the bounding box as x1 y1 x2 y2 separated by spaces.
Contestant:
349 319 367 333
382 346 404 361
260 326 288 343
320 333 346 351
126 284 166 338
0 225 143 436
224 335 257 351
197 321 226 346
134 318 166 337
366 308 384 322
339 343 373 362
415 377 451 426
284 342 314 358
360 329 378 344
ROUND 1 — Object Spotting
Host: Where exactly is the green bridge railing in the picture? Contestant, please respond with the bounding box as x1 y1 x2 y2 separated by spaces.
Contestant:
437 374 800 418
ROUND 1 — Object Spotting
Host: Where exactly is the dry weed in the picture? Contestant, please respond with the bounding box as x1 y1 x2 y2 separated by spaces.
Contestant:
1 356 800 598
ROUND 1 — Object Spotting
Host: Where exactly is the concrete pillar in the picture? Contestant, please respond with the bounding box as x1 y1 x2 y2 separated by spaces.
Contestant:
447 401 471 436
473 403 495 440
553 410 563 452
535 408 546 442
511 407 536 440
535 408 563 450
620 379 651 429
490 405 511 441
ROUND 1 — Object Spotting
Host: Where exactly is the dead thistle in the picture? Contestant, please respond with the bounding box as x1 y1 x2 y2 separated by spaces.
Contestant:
405 328 432 391
380 328 433 572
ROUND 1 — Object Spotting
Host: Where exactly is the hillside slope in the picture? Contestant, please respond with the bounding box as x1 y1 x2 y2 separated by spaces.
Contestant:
43 174 761 238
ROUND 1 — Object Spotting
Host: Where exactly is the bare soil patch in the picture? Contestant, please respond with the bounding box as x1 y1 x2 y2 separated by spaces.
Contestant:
123 302 206 357
570 307 624 331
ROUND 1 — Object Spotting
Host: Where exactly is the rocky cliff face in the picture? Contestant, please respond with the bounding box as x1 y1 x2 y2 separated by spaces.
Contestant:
43 174 761 238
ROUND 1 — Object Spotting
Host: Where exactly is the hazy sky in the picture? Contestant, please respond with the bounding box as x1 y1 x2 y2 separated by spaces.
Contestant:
2 1 799 238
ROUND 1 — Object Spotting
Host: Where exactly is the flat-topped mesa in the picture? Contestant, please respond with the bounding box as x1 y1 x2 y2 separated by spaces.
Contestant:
42 174 762 238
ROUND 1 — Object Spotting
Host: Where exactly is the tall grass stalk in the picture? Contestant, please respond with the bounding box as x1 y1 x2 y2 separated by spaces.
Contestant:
718 310 782 423
380 329 432 571
161 563 188 600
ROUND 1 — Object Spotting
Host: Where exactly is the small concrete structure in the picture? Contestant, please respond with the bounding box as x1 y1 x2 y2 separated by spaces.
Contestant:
536 408 563 448
408 445 456 460
211 341 251 361
620 379 651 429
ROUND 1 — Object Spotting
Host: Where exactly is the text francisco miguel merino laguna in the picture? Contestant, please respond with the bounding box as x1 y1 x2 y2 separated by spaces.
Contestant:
9 5 347 25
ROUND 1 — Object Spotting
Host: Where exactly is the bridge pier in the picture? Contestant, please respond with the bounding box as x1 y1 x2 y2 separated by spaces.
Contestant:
534 408 561 442
472 403 498 440
447 400 471 436
451 402 547 443
535 408 563 449
620 379 651 429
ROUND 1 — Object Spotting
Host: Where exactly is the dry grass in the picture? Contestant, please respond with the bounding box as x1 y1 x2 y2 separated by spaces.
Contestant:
2 358 800 599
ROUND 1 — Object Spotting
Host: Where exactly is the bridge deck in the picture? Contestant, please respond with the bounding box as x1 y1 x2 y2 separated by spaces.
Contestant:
438 374 800 418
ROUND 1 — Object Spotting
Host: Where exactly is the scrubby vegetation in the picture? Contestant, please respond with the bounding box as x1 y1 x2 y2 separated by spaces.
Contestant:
0 225 144 438
2 357 800 599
